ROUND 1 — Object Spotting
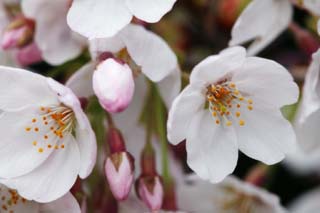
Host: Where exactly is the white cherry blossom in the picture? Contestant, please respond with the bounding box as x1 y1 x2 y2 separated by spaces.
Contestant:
167 46 298 183
67 0 177 39
0 184 80 213
0 66 97 202
229 0 292 55
67 24 180 110
22 0 85 65
119 175 286 213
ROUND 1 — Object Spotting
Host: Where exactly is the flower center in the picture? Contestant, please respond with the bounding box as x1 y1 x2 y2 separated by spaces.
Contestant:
206 81 253 127
25 105 75 153
0 185 27 212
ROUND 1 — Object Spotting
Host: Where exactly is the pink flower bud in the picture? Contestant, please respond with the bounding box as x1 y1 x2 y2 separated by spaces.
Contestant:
15 42 42 66
93 58 135 113
105 152 134 201
1 18 34 50
136 176 164 211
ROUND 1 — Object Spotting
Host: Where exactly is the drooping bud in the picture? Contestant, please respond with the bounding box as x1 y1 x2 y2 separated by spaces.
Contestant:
1 17 34 50
105 151 134 201
135 142 164 211
93 58 135 113
107 127 126 154
136 175 164 211
15 42 42 66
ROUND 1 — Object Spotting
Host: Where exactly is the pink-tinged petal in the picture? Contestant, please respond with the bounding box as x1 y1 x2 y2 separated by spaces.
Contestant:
157 66 181 109
105 152 134 201
39 192 81 213
229 0 292 55
67 0 132 39
22 0 85 65
236 106 296 165
186 110 238 183
66 62 96 99
16 42 42 66
1 134 80 203
167 85 205 145
1 26 29 50
138 176 163 211
232 57 299 108
120 24 178 82
125 0 176 22
190 46 246 85
0 66 58 110
93 58 135 113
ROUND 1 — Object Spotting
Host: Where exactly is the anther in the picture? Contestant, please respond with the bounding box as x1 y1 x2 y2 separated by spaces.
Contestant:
215 120 220 125
236 112 241 117
226 121 232 126
248 105 253 111
239 120 245 126
38 148 43 153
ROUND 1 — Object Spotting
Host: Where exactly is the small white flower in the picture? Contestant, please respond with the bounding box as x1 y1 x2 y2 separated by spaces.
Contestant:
290 186 320 213
177 175 286 213
167 46 298 183
67 24 181 110
0 184 80 213
119 175 286 213
21 0 86 65
67 0 177 39
229 0 292 55
0 66 97 202
285 49 320 174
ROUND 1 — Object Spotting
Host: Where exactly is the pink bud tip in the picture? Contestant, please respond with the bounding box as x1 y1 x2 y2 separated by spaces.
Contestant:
1 26 28 50
138 176 164 211
15 42 42 66
93 58 135 113
105 152 134 201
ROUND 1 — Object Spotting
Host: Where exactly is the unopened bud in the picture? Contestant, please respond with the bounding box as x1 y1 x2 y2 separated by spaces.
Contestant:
136 175 164 211
107 127 126 154
15 42 42 66
1 17 34 50
105 152 134 201
93 58 135 113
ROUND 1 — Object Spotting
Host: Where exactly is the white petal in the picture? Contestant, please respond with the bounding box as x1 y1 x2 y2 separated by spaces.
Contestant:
156 66 181 109
232 57 299 108
66 62 96 98
22 0 85 65
125 0 176 22
89 36 125 59
67 0 132 39
0 106 57 178
113 75 148 131
295 109 320 154
190 46 246 85
229 0 292 55
0 66 58 110
120 24 178 82
290 187 320 213
0 184 39 213
39 192 81 213
76 119 97 179
2 135 80 203
167 85 205 145
186 110 238 183
237 106 297 165
304 0 320 16
295 49 320 125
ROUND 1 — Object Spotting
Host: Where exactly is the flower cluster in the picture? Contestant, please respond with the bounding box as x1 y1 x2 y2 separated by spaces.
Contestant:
0 0 319 212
